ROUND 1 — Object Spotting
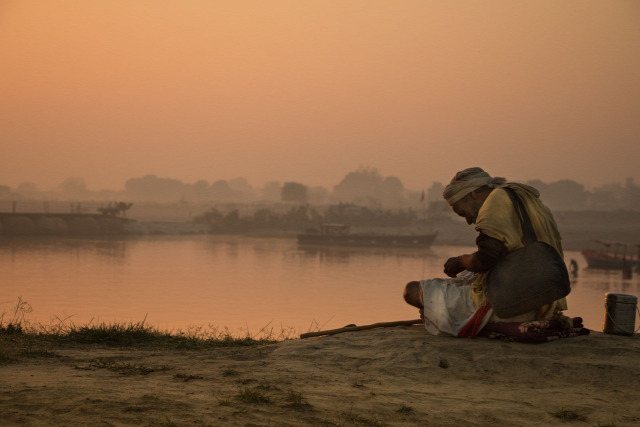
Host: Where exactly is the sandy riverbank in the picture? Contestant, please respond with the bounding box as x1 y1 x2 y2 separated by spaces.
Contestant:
1 325 639 426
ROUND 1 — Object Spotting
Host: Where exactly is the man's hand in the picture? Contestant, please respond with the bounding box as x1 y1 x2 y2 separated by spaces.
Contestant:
444 256 465 277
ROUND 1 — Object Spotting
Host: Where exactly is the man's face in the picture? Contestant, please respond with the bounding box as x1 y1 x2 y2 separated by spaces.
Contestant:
451 193 483 225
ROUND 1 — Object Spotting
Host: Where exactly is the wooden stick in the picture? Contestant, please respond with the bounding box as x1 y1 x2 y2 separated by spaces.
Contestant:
299 319 423 339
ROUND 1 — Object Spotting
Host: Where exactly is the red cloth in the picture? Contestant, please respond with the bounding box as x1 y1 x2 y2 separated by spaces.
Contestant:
457 303 492 338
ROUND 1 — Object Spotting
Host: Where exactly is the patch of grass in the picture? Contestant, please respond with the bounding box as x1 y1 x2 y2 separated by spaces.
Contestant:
396 404 413 414
236 386 271 404
20 348 58 358
0 351 16 364
1 297 288 351
159 417 178 427
217 397 232 407
85 358 171 376
123 406 147 413
0 297 32 331
174 373 204 382
59 320 281 348
2 319 281 351
285 390 312 410
222 368 238 377
340 407 385 426
1 297 291 371
552 408 587 422
63 321 163 346
256 382 280 392
0 323 24 335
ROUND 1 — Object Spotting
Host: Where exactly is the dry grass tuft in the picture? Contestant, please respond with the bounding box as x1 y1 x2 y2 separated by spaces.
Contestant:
236 386 271 404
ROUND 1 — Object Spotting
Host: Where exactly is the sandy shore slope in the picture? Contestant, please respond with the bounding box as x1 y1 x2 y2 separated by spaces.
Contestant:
1 327 639 426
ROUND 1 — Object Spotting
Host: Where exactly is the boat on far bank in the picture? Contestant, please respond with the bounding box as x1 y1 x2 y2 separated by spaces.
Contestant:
297 223 437 248
581 240 640 270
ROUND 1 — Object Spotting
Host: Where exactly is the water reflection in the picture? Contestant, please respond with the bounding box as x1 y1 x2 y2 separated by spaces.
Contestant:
0 237 637 334
0 236 129 262
296 244 438 265
572 267 640 293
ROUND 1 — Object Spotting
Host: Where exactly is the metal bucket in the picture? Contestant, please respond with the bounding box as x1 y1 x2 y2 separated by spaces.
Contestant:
603 293 638 336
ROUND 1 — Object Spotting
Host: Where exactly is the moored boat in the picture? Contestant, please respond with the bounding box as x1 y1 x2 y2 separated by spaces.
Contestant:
297 223 437 248
581 240 640 270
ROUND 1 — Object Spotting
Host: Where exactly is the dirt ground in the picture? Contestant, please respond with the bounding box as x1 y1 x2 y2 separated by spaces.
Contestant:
1 326 639 426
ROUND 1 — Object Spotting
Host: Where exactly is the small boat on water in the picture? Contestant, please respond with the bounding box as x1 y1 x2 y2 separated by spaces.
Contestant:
297 223 437 248
581 240 640 270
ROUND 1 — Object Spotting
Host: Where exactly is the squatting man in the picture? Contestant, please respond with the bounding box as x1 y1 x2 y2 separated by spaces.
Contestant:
403 167 570 337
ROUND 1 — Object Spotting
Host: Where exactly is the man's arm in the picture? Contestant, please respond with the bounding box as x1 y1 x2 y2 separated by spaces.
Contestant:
444 233 508 277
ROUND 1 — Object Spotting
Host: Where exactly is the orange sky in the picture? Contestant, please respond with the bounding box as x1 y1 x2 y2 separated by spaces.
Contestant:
1 1 639 192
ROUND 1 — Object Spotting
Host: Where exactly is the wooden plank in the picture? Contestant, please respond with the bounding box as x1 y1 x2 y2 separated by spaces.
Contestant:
299 319 423 339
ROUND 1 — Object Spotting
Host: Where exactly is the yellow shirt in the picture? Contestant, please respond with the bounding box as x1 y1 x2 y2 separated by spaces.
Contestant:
471 183 568 321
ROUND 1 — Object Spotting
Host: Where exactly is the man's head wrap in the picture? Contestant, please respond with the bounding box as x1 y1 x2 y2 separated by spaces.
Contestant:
442 167 507 205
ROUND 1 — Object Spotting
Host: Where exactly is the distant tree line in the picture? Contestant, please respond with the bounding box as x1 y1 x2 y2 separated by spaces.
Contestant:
3 168 640 212
193 203 416 233
524 177 640 211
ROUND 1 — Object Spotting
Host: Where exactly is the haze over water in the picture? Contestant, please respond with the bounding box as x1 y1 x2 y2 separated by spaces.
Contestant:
1 236 636 335
1 1 639 192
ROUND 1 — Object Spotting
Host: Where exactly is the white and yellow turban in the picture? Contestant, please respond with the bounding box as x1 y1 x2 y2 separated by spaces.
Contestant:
442 167 507 205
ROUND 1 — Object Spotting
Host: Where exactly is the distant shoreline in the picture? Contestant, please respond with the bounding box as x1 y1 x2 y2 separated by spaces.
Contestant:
1 209 639 252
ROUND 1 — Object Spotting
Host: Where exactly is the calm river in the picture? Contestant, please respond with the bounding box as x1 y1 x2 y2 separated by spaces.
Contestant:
1 235 638 336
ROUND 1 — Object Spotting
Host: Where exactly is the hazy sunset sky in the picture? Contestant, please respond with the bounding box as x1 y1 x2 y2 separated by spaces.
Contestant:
1 1 639 192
